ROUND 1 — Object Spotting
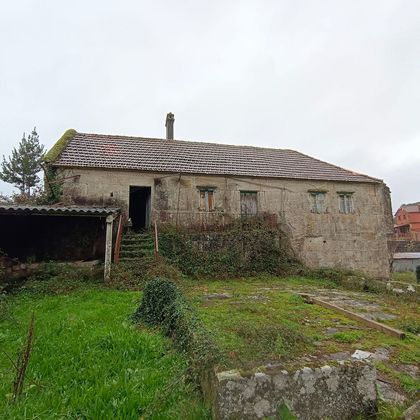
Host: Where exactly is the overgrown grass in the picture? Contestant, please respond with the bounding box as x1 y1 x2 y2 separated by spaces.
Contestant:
0 285 209 419
186 275 420 400
391 271 416 283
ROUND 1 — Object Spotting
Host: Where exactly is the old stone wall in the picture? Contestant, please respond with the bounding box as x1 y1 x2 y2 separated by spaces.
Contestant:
59 167 393 278
212 363 377 420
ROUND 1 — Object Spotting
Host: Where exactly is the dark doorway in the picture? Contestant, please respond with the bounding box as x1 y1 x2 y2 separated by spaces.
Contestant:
129 186 151 230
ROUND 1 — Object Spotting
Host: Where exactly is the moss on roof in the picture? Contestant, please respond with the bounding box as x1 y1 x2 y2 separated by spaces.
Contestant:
44 129 77 163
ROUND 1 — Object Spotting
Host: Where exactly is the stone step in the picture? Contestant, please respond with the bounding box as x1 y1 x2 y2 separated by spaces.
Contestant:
122 236 154 245
123 232 153 238
121 242 154 250
120 249 153 258
119 256 155 263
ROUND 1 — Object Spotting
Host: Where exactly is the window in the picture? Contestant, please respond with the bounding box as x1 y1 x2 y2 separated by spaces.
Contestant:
198 187 215 211
240 191 258 217
309 191 327 213
338 193 354 214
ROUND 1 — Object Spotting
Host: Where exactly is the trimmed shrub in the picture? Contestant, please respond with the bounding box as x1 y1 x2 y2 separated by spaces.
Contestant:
416 265 420 282
133 278 221 381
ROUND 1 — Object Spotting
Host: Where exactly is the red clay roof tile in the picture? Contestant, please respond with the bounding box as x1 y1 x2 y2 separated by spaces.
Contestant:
53 132 380 183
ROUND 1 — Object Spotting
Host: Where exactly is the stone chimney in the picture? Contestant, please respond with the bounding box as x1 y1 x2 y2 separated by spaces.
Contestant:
165 112 175 140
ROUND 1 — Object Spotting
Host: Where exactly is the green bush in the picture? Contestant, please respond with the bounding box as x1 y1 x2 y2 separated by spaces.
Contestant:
17 262 102 294
158 220 299 278
416 265 420 282
109 257 183 290
109 259 152 290
305 267 357 283
134 277 180 325
133 278 221 381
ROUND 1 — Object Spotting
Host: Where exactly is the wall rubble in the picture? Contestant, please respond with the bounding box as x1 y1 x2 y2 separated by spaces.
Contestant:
212 363 377 420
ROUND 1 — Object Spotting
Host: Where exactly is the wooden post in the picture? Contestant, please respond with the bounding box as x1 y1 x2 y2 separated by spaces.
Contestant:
104 215 114 282
154 220 159 261
300 294 406 339
113 215 124 263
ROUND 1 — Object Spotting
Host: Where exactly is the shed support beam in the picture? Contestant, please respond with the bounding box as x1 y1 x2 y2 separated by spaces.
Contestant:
104 215 114 282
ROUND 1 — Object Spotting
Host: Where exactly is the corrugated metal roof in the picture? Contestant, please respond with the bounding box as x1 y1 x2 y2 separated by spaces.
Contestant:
52 131 381 183
393 252 420 260
0 205 120 216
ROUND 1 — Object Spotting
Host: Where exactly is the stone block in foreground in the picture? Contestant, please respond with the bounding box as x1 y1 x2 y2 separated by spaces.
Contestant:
212 363 376 419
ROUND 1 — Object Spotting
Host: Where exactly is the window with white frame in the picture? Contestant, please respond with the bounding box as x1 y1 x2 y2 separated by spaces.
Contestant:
198 187 215 211
309 191 327 213
338 192 354 214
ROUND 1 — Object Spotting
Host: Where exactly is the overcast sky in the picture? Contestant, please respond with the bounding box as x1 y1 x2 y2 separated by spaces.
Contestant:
1 1 419 211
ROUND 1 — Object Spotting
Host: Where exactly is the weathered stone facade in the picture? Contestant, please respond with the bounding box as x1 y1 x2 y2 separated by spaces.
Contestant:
59 167 393 278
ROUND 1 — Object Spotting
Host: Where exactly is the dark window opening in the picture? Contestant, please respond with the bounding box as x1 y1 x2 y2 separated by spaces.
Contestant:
129 186 151 231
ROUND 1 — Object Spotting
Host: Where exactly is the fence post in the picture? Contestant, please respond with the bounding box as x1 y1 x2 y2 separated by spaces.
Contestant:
154 220 159 261
104 215 114 282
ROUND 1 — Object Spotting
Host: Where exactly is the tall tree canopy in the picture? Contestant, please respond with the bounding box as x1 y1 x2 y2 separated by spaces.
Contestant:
0 128 45 196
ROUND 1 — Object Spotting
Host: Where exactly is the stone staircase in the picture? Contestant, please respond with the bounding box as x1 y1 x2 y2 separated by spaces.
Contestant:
119 231 155 263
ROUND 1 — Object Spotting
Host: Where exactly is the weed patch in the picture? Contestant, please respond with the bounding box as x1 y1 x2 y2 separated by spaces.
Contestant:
332 331 364 343
3 262 102 296
158 219 299 278
109 257 183 290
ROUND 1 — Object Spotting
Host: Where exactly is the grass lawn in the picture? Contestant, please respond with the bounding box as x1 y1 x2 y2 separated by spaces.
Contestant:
391 271 417 283
0 285 209 419
1 273 418 419
184 276 419 400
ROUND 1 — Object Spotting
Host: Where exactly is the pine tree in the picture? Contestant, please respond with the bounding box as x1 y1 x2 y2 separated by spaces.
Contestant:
0 128 45 196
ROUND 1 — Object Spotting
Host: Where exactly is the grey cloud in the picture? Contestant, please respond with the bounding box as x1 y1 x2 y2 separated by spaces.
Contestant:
0 0 419 211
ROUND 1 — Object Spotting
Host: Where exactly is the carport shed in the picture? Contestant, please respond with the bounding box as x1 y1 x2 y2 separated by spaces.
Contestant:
0 205 120 280
392 252 420 272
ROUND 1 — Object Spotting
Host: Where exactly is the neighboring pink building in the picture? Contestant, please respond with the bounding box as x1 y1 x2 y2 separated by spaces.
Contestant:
394 202 420 240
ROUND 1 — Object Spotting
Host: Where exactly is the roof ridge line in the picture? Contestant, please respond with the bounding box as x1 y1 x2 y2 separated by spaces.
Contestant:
75 131 295 153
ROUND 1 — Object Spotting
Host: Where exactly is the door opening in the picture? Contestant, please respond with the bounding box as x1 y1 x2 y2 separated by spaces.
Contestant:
129 186 151 230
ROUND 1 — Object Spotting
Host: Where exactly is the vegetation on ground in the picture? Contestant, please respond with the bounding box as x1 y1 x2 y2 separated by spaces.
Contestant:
1 260 418 418
0 280 209 419
109 257 184 290
158 218 300 278
183 276 419 401
133 278 220 385
392 271 416 284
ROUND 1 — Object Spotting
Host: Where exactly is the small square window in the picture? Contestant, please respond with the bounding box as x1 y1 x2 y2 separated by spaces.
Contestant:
338 193 354 214
309 192 327 213
198 188 215 211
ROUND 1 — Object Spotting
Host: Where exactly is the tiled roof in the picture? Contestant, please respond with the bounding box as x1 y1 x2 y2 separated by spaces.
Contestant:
0 204 120 216
402 203 420 213
53 132 380 183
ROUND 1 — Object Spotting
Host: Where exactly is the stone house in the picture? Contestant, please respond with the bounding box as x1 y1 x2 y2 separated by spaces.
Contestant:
45 114 393 278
